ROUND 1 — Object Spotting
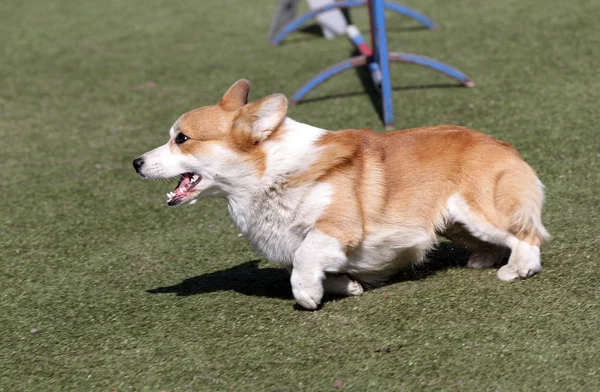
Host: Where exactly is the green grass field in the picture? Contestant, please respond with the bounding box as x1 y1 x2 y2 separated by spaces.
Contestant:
1 0 599 390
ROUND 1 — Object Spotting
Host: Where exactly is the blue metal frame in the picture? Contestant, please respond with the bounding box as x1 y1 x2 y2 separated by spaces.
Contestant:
383 2 436 30
290 56 368 104
345 26 383 87
371 0 395 127
388 53 475 87
270 0 436 46
289 53 474 104
281 0 475 128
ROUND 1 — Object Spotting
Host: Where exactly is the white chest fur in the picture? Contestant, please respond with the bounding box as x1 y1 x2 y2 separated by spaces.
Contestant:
228 182 333 265
226 118 332 265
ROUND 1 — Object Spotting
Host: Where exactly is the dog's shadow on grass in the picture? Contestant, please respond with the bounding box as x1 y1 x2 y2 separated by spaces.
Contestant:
390 242 472 283
147 260 293 299
146 243 475 302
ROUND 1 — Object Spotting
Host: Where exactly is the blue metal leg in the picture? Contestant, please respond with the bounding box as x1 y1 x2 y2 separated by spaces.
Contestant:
371 0 395 129
345 26 384 88
270 0 436 45
283 1 474 128
289 53 475 106
289 56 368 104
383 1 436 29
388 53 476 87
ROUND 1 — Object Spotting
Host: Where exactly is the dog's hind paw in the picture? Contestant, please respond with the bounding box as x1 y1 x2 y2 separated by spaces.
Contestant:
497 265 520 281
347 280 364 296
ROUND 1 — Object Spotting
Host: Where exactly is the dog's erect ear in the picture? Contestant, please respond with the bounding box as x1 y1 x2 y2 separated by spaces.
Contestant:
219 79 251 111
232 94 288 147
241 94 288 143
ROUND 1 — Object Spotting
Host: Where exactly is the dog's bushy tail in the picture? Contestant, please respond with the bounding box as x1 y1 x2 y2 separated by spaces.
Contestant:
506 174 550 246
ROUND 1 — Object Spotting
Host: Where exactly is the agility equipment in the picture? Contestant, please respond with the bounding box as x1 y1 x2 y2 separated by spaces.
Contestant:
270 0 475 129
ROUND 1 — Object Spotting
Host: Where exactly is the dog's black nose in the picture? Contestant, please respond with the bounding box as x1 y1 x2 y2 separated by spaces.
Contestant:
133 157 144 173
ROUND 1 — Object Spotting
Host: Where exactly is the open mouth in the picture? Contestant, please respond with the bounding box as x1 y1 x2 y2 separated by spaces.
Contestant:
167 172 202 206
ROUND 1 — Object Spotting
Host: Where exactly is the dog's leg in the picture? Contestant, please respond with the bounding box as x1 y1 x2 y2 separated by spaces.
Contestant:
291 230 347 309
497 239 542 281
447 193 546 281
443 223 508 269
323 274 364 297
466 245 508 269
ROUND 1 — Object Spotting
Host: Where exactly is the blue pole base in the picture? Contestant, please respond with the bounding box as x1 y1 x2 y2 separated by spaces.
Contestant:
388 52 475 87
289 52 475 127
289 55 369 104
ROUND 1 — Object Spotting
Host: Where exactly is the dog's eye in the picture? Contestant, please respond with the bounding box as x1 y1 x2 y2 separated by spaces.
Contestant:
175 133 189 144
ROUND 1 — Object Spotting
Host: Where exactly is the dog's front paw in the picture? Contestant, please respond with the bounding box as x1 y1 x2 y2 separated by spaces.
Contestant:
291 272 323 310
292 286 323 310
292 290 322 310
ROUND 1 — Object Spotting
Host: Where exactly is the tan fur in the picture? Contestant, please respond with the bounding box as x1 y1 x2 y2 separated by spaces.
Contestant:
301 126 548 253
167 81 547 260
135 80 550 306
175 80 288 177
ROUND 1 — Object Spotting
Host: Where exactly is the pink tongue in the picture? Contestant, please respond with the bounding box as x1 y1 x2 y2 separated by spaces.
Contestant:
174 173 193 195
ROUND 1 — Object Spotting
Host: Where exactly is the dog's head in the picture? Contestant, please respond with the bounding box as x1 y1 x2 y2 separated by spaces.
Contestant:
133 80 287 206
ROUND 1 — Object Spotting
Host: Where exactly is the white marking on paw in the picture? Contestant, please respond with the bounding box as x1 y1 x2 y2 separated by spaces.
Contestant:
498 243 542 281
497 265 519 281
347 281 364 296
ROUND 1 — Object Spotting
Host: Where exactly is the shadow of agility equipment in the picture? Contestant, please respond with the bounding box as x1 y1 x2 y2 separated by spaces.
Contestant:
147 260 293 300
147 243 487 302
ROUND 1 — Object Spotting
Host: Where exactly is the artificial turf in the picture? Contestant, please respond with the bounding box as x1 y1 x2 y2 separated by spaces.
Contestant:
1 0 599 390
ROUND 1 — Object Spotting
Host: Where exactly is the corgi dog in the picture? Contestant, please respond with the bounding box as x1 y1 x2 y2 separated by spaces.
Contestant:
133 80 549 309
